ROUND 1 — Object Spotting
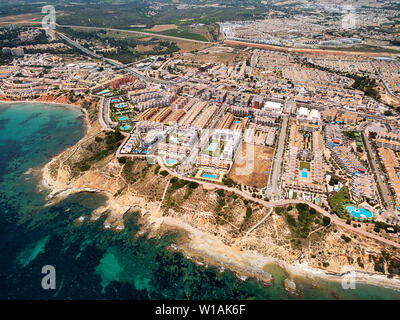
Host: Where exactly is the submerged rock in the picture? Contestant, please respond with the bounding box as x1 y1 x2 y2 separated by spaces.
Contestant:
283 278 297 295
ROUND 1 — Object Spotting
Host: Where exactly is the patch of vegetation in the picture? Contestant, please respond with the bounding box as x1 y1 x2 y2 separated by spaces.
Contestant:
341 234 351 243
373 256 385 273
245 206 253 219
342 131 356 140
322 216 331 227
274 206 285 215
118 156 128 164
283 204 319 239
160 170 169 177
169 178 189 193
122 159 137 184
328 185 351 218
223 177 235 187
188 181 199 189
74 131 124 172
328 175 340 186
373 221 400 234
384 110 393 117
299 161 310 171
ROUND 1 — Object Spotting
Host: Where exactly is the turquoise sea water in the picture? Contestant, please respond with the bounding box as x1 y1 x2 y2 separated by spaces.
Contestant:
1 102 400 300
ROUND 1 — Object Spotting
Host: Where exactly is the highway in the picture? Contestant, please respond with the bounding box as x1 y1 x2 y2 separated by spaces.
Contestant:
58 31 173 85
371 61 400 102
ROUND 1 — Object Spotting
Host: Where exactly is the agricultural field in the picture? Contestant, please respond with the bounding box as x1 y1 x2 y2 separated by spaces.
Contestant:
0 13 41 26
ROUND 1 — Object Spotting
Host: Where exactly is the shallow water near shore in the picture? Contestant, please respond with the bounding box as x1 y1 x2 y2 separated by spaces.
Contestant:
0 102 400 300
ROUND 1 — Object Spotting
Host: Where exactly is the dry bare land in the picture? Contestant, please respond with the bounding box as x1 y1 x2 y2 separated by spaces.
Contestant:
136 44 155 52
188 46 249 64
176 41 210 53
145 24 177 32
0 13 41 25
230 142 274 188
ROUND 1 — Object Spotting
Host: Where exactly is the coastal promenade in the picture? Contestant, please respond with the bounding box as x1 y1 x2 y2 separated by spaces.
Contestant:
115 148 400 249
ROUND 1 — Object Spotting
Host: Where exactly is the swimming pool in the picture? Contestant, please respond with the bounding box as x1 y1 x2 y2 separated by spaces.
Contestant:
203 173 217 179
236 120 241 124
119 116 129 121
120 125 131 130
345 205 373 219
170 136 179 144
208 143 217 152
166 158 178 165
301 168 309 178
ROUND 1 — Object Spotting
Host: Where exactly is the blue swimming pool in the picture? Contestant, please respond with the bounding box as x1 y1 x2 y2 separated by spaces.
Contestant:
203 173 217 179
170 137 179 144
166 158 178 165
345 205 373 219
301 168 309 178
208 143 217 152
120 125 131 130
236 120 240 124
119 116 129 121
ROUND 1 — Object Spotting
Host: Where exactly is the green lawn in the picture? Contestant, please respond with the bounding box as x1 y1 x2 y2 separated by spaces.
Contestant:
328 185 352 218
300 161 311 171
